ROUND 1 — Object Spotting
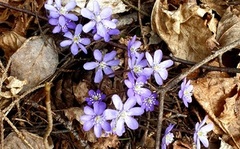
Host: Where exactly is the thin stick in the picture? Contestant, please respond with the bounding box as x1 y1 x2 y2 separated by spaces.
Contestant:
155 39 240 149
0 112 3 149
43 82 53 149
122 0 150 17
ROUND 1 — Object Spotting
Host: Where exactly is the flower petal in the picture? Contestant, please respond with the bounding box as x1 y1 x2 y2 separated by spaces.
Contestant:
103 66 113 75
75 24 82 35
93 49 102 62
83 62 99 70
70 43 79 55
93 102 106 115
84 106 95 115
102 20 116 29
65 1 76 11
83 21 96 33
153 50 163 64
60 40 72 47
123 98 136 110
128 107 144 116
83 120 94 131
81 8 95 19
104 109 118 120
100 7 112 19
115 118 125 136
145 52 153 66
154 72 163 85
93 1 100 15
103 51 116 62
94 124 102 138
112 94 123 110
106 60 119 66
125 116 139 130
80 115 93 122
199 136 209 148
94 69 103 83
101 121 111 131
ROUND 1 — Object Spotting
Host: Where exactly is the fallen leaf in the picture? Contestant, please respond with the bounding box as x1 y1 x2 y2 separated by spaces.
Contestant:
64 107 84 122
92 135 119 149
10 36 58 91
151 1 218 62
200 0 228 16
4 129 53 149
73 81 89 104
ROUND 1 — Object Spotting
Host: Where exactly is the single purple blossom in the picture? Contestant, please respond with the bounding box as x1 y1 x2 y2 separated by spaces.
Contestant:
44 0 78 33
144 50 174 85
194 116 213 149
83 49 120 83
80 102 111 138
60 24 90 55
124 73 151 105
85 89 106 106
161 124 175 149
93 19 120 42
128 53 148 78
48 17 76 33
104 94 144 136
127 35 141 57
178 78 193 107
141 93 159 111
81 1 116 40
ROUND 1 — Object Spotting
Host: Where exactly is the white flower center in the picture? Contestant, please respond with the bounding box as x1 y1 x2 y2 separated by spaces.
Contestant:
197 130 207 137
94 115 103 124
95 15 102 22
99 61 107 68
133 65 142 73
134 82 144 94
59 7 67 15
73 35 80 43
165 133 174 145
153 64 163 72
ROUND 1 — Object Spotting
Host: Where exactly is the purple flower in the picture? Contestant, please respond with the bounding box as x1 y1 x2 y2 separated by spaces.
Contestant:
60 24 91 55
161 124 175 149
48 17 76 33
93 19 120 42
141 93 159 111
104 94 144 136
178 78 193 107
85 89 106 106
81 1 117 40
127 35 141 57
124 73 151 105
80 102 111 138
83 49 120 83
194 116 213 149
44 0 78 33
128 53 148 78
144 50 174 85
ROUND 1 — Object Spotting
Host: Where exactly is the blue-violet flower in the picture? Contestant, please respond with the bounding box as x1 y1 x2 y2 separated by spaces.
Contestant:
60 24 91 55
83 49 120 83
161 124 175 149
127 35 142 57
128 52 148 78
48 17 76 33
104 94 144 136
124 73 151 105
178 78 193 107
141 93 159 111
81 1 117 40
85 89 106 106
194 116 213 149
80 102 111 138
144 50 173 85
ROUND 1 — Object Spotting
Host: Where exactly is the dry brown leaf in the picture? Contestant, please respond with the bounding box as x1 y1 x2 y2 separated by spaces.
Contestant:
73 81 89 104
173 140 192 149
200 0 228 16
10 36 58 91
92 135 119 149
151 1 218 62
64 107 84 122
192 74 240 148
0 31 26 59
4 129 53 149
215 7 240 48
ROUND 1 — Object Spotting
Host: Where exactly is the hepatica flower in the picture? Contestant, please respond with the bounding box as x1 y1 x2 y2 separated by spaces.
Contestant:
81 1 117 40
141 93 159 112
60 24 90 55
178 78 193 107
44 0 78 33
83 49 120 83
104 95 144 136
144 50 174 85
124 73 151 105
127 35 141 57
85 89 106 106
194 116 213 149
128 53 148 78
80 102 111 138
48 17 76 33
161 124 175 149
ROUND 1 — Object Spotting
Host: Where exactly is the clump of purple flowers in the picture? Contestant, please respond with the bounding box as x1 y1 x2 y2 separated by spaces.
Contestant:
104 95 144 136
44 0 78 33
83 49 120 83
80 102 111 138
194 116 213 149
178 78 193 107
161 124 175 149
141 93 159 112
85 89 106 106
81 1 119 42
60 24 90 55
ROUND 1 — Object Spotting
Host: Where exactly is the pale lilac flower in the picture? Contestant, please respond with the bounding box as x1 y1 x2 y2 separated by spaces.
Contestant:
178 78 193 107
161 124 175 149
85 89 106 106
128 53 148 78
48 17 76 33
60 24 90 55
124 73 151 105
80 102 111 138
141 93 159 111
127 35 141 57
104 95 144 136
81 1 116 40
44 0 78 33
144 50 174 85
93 19 120 42
83 49 120 83
194 116 213 149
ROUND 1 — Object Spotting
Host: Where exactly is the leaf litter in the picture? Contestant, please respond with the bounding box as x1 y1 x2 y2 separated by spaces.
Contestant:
0 0 239 148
